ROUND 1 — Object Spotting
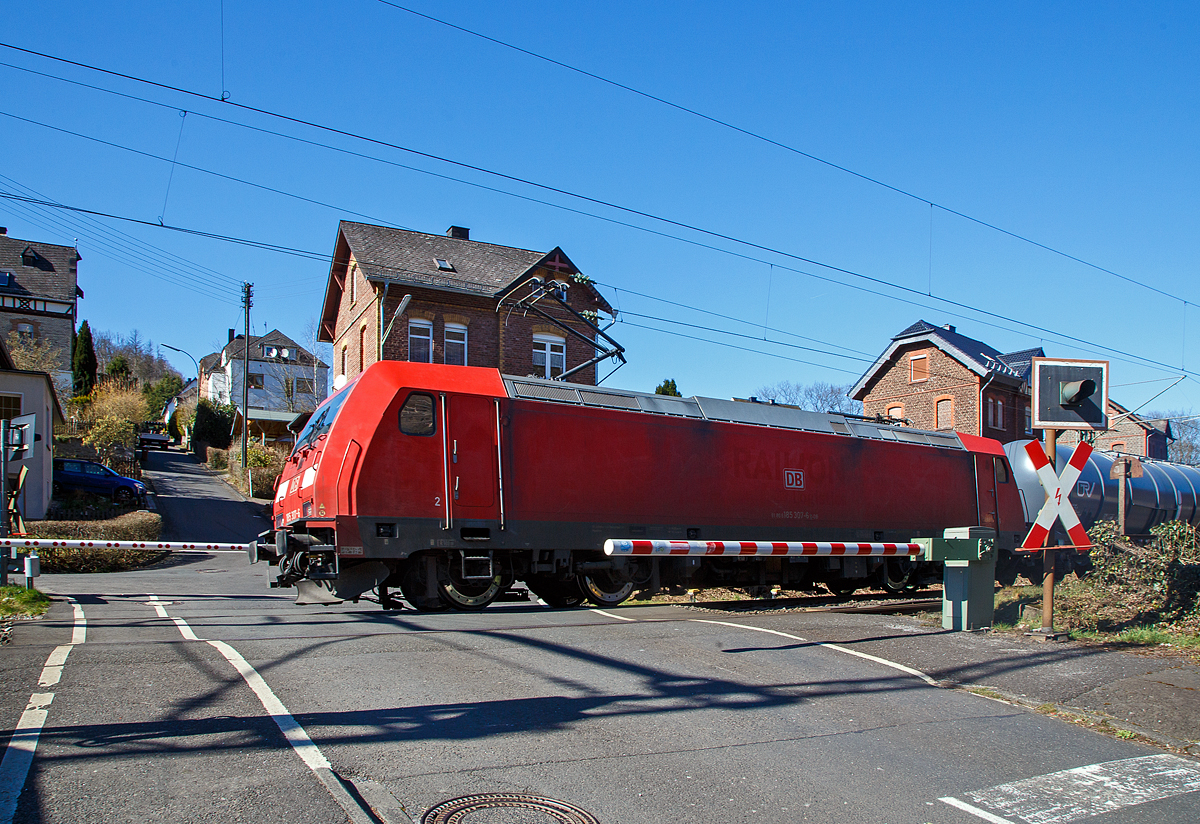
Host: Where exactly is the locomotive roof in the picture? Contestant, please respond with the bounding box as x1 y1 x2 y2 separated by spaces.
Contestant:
503 375 967 450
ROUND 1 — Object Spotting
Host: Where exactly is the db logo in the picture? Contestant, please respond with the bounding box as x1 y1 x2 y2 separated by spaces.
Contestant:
784 469 805 489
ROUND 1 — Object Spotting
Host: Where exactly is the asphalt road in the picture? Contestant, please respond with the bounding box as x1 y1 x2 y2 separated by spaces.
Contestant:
4 451 1197 823
142 449 270 544
7 553 1197 824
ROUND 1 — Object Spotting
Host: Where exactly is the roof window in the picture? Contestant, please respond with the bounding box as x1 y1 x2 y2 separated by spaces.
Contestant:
434 259 455 272
0 271 11 287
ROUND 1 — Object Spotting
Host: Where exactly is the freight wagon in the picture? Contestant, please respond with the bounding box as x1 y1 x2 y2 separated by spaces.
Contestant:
252 362 1027 610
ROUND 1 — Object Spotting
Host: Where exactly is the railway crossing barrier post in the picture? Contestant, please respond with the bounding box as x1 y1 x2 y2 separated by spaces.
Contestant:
916 527 997 631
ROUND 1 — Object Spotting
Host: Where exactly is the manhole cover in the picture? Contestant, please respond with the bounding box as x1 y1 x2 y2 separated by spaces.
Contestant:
420 793 600 824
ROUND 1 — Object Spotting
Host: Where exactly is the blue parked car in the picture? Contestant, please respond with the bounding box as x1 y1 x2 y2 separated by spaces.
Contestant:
53 459 147 504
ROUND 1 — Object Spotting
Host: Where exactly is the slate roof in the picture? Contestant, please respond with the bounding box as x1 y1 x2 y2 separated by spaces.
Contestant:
209 330 328 369
339 222 549 296
851 319 1045 399
0 234 82 303
319 223 615 343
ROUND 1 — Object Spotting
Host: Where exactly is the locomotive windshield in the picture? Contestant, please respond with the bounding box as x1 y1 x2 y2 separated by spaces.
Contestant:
293 383 353 453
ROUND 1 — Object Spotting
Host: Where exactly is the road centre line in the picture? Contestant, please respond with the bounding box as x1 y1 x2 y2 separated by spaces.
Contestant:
0 597 85 824
943 754 1200 824
151 598 383 824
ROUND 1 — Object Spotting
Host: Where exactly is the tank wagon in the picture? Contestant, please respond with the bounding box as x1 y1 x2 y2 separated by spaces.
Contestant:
252 361 1026 611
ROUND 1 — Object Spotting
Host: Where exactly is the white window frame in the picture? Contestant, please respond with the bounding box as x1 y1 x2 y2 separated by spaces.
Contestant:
444 323 467 366
532 333 566 379
409 320 433 363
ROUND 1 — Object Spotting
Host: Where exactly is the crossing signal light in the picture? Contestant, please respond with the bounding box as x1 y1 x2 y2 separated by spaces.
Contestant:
1059 379 1096 408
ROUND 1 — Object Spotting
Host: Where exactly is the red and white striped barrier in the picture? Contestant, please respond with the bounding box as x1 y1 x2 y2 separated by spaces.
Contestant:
1 539 249 553
603 539 923 557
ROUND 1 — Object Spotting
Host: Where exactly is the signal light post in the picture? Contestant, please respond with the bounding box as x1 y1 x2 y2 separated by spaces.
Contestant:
1027 358 1109 640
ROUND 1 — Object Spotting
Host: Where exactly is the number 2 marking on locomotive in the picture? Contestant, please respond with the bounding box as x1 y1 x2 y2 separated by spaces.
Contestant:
434 496 441 507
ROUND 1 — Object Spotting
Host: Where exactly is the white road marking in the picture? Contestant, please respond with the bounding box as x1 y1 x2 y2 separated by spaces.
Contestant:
945 754 1200 824
1 598 85 823
37 645 73 688
940 795 1017 824
589 608 637 622
152 603 331 769
686 617 940 687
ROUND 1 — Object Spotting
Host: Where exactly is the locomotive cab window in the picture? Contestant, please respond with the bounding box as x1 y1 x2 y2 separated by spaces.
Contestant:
994 457 1009 484
400 393 435 435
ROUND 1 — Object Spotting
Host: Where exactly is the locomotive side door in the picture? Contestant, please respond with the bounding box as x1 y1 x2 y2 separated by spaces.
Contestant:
975 454 999 530
446 394 498 515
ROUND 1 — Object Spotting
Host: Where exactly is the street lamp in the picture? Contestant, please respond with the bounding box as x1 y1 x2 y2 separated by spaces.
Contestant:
161 344 199 381
161 344 199 444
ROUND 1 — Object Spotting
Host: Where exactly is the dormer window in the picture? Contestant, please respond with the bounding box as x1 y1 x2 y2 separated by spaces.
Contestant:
263 346 279 358
0 271 11 287
435 259 455 272
21 247 38 267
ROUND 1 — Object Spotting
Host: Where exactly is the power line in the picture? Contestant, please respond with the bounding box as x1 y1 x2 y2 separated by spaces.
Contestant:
374 1 1189 309
1 50 1188 378
2 50 1190 386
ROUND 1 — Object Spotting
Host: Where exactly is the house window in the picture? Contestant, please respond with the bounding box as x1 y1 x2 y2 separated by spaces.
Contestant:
986 396 1004 429
0 271 11 287
294 378 316 395
910 355 929 383
1111 441 1125 452
935 397 953 430
1024 405 1032 435
359 326 367 372
340 346 347 377
886 405 903 421
349 263 357 303
444 323 467 366
409 320 433 363
532 334 566 379
0 395 20 421
248 373 264 390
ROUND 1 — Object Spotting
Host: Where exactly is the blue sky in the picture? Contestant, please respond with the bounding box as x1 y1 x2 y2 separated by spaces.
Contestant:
2 1 1197 413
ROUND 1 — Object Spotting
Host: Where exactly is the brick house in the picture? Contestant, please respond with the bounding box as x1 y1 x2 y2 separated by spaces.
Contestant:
1059 399 1171 459
0 228 83 394
318 223 616 384
199 329 328 413
850 320 1043 443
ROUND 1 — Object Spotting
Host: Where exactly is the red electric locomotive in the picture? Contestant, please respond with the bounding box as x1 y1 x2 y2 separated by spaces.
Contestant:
252 361 1026 610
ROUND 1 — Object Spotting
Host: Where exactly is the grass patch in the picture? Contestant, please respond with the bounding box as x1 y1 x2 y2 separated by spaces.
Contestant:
0 585 50 617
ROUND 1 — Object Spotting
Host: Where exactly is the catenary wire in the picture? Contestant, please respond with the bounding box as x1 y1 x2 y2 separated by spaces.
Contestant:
0 172 243 298
5 188 1198 387
0 186 240 305
0 53 1189 379
374 1 1189 309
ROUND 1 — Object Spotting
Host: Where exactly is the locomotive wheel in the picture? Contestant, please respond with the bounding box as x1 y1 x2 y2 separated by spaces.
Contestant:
526 577 585 608
399 561 449 612
578 571 634 607
881 559 915 593
825 581 859 598
437 555 514 611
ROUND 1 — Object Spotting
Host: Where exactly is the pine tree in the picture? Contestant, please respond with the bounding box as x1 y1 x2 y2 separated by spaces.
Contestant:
72 320 98 396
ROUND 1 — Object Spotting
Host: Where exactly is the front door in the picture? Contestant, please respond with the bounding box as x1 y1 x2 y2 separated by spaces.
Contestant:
447 394 497 511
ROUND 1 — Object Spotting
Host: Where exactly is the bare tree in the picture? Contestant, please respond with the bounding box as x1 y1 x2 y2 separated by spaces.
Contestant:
754 380 862 416
1147 409 1200 465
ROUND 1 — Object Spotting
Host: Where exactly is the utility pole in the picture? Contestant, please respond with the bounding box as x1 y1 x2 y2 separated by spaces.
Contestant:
241 282 252 471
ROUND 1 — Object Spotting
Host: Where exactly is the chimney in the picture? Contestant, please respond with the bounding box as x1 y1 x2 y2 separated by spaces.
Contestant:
447 226 470 240
0 227 6 235
228 328 235 344
943 324 956 333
